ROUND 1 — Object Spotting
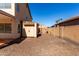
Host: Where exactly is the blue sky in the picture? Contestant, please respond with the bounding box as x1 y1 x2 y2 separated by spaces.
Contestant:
29 3 79 27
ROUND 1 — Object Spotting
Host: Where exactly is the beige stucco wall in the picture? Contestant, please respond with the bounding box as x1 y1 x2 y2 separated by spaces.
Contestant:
23 22 37 37
0 3 33 38
15 3 32 21
0 14 20 39
0 3 32 21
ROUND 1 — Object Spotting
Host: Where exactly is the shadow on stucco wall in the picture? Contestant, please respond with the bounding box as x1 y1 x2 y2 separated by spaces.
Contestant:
22 28 27 38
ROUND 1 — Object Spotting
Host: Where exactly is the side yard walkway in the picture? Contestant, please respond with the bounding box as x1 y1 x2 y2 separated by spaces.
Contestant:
0 34 79 56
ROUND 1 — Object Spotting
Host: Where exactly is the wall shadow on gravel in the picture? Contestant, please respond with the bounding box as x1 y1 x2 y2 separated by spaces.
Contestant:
62 37 79 46
0 37 26 49
56 36 79 46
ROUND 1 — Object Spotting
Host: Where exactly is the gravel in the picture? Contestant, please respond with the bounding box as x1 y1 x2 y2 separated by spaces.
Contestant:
0 34 79 56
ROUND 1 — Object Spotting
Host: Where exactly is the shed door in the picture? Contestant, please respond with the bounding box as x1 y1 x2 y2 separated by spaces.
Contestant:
23 24 35 37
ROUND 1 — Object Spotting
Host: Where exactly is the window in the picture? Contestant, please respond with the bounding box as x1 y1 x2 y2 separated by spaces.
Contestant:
5 24 11 33
0 24 11 33
16 4 20 13
0 24 4 33
0 3 11 9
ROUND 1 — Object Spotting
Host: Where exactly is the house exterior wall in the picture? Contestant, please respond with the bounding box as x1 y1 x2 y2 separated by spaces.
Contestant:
0 3 15 16
0 14 20 39
0 3 34 38
0 3 32 21
15 3 32 21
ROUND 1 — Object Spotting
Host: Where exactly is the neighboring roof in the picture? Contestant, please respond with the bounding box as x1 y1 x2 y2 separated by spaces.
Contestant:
0 10 15 19
56 16 79 25
51 16 79 27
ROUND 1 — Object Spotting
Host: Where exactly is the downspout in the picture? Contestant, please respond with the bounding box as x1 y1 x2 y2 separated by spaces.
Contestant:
20 20 23 38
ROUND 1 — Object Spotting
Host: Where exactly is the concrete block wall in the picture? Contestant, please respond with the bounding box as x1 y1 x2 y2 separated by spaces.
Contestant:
39 28 48 34
62 25 79 43
51 25 79 43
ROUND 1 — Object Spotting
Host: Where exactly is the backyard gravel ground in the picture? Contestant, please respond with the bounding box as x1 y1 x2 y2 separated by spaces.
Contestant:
0 34 79 56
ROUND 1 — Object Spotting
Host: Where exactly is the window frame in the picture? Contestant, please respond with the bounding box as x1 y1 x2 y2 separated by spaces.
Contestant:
5 24 11 33
0 3 11 9
0 23 11 33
